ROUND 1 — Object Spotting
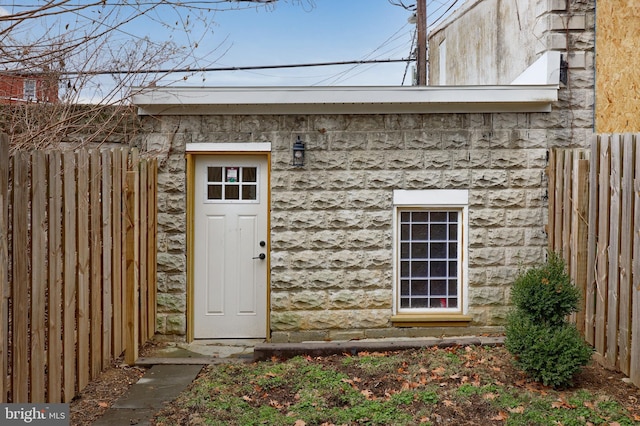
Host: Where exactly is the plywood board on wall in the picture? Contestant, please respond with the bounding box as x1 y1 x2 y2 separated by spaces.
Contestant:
596 0 640 133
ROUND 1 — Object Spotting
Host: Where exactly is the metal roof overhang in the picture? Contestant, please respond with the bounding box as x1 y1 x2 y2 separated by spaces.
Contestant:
131 85 559 115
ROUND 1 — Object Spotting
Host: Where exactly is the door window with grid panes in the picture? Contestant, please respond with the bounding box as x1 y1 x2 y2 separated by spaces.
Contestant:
205 165 258 203
393 190 468 315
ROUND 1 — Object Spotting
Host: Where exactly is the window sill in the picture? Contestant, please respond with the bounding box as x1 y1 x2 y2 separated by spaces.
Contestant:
391 314 473 328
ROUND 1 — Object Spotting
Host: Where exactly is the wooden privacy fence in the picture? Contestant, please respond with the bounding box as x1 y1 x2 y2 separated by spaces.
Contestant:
0 134 158 403
548 133 640 389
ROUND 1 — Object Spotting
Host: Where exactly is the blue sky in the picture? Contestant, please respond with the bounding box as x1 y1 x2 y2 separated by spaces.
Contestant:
200 0 417 86
1 0 463 88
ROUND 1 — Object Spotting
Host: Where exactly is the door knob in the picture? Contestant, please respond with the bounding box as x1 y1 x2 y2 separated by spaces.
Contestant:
253 253 266 260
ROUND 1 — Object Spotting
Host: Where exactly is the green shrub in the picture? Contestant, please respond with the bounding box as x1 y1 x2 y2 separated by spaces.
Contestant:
505 313 593 387
505 253 593 388
509 252 581 327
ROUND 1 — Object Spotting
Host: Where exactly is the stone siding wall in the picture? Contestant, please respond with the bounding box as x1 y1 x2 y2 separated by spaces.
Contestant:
142 113 581 343
138 0 595 343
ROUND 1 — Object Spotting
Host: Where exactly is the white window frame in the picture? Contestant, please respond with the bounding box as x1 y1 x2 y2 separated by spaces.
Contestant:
23 79 37 101
392 189 469 316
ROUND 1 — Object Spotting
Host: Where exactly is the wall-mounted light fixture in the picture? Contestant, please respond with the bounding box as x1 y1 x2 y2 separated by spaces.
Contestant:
291 136 305 167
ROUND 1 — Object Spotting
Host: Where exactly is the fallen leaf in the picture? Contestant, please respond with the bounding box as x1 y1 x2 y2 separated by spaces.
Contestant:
361 389 375 400
97 402 109 408
551 398 576 409
269 399 283 409
443 399 455 407
432 367 446 376
491 411 509 421
401 381 420 391
242 395 253 402
294 420 306 426
508 406 525 414
483 393 498 400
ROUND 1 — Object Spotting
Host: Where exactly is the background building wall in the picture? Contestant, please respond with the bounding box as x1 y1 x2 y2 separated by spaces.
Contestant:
428 0 592 87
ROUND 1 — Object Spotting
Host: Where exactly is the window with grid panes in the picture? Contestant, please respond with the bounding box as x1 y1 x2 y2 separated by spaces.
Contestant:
398 210 461 310
393 190 468 316
23 79 36 101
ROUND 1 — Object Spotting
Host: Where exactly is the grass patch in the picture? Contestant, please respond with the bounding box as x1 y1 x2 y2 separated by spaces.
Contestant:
152 346 639 426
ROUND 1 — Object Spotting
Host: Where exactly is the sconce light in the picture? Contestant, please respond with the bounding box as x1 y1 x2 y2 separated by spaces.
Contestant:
291 136 305 167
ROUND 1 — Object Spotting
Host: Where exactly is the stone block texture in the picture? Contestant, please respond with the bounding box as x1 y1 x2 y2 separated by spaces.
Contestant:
140 0 594 342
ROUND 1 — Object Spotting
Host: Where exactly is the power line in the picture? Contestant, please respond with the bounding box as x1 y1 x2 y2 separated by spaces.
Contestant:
55 58 412 77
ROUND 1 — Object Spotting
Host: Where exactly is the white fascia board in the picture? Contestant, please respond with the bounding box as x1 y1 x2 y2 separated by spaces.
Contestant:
132 85 558 115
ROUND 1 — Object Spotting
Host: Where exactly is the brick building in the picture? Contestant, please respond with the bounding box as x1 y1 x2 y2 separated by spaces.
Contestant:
0 72 58 104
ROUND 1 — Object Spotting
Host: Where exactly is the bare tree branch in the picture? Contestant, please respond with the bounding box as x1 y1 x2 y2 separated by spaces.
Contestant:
0 0 313 150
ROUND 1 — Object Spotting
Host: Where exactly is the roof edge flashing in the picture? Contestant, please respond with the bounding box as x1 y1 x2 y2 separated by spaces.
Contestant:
511 51 561 85
132 84 558 115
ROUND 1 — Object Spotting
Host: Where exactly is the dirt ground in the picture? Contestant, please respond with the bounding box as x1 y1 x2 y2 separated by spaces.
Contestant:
69 341 162 425
69 342 640 425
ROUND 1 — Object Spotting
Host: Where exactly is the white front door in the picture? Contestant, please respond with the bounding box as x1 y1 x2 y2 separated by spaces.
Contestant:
193 154 268 338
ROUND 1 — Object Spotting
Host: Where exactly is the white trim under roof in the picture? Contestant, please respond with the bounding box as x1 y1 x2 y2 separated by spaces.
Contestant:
132 84 559 115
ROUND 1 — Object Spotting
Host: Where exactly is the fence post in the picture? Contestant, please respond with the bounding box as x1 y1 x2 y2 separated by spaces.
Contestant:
30 151 47 403
76 150 90 392
571 154 589 334
101 151 113 370
47 151 63 403
148 159 157 337
606 135 622 369
112 149 123 358
12 152 29 403
631 133 640 388
595 135 611 364
0 134 9 402
554 150 564 253
139 160 148 344
62 151 77 403
124 170 139 365
547 149 556 253
618 134 635 376
562 151 572 266
89 150 103 380
585 135 600 345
